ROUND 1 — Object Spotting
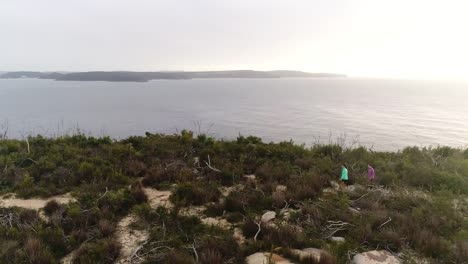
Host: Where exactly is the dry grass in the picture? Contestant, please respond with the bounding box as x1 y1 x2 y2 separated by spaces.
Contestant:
98 219 115 237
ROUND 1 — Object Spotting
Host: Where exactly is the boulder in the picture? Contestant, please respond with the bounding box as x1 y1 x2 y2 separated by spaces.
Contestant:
352 250 400 264
246 252 294 264
261 211 276 224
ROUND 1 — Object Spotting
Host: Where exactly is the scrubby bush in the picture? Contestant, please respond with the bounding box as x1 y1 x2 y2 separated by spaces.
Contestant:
98 219 114 237
164 250 195 264
43 200 61 216
0 132 466 263
74 238 121 264
170 182 220 206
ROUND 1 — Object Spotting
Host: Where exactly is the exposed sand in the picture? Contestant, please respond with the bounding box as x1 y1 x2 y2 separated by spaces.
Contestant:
115 187 173 264
115 214 149 264
0 193 75 210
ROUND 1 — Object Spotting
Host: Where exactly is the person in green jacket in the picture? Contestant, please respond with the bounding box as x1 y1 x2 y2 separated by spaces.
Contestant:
340 162 349 189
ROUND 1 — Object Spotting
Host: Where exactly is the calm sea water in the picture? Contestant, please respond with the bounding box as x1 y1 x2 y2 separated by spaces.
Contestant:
1 78 467 150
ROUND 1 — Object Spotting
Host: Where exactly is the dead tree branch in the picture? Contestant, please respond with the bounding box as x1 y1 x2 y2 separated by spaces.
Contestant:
377 217 392 229
204 155 221 172
254 221 262 241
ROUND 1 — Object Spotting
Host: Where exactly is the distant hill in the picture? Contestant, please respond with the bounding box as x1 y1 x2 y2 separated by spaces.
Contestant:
0 70 347 82
1 71 45 78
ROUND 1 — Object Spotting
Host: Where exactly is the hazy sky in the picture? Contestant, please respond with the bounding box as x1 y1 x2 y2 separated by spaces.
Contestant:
1 0 467 80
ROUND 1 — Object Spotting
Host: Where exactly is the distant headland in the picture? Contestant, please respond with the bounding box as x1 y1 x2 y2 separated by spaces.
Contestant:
0 70 347 82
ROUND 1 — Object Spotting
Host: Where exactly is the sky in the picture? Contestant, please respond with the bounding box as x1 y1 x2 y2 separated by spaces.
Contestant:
1 0 467 80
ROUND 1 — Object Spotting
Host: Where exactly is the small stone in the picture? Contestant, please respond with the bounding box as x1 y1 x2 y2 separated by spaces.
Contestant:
352 250 400 264
261 211 276 223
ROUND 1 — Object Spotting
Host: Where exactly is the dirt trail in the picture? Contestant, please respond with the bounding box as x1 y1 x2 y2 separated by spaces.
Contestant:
115 187 173 264
0 193 75 210
115 214 149 264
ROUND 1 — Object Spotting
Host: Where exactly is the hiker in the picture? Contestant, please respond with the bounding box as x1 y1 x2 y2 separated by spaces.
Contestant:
367 164 375 183
340 162 349 189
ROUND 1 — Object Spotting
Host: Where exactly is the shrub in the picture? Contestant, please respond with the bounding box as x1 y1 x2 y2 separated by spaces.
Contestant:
24 238 55 264
204 202 225 217
164 250 195 264
198 235 238 261
170 182 220 206
272 191 286 208
38 226 67 256
255 162 293 183
19 209 39 223
98 219 115 237
453 241 468 263
225 212 244 223
286 173 326 201
242 219 261 239
74 238 121 264
43 200 61 216
225 189 270 213
263 224 305 248
199 249 223 264
130 182 148 204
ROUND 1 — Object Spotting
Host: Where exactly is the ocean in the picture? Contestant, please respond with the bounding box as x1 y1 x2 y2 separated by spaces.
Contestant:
1 77 467 150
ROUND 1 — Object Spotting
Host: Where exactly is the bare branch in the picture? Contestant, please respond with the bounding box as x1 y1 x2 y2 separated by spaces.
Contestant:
204 155 221 172
377 217 392 229
190 242 199 263
254 221 262 241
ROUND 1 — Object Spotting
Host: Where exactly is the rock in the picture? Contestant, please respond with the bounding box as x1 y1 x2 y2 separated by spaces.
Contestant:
244 174 256 181
201 217 231 229
261 211 276 224
246 252 294 264
352 250 400 264
233 227 246 245
330 236 346 243
276 185 287 192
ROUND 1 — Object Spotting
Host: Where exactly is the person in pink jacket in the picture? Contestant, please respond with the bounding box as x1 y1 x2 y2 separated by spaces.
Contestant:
368 164 375 183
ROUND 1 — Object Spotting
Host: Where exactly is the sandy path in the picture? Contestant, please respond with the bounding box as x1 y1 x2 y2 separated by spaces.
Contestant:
115 187 173 264
0 193 75 210
115 214 149 264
